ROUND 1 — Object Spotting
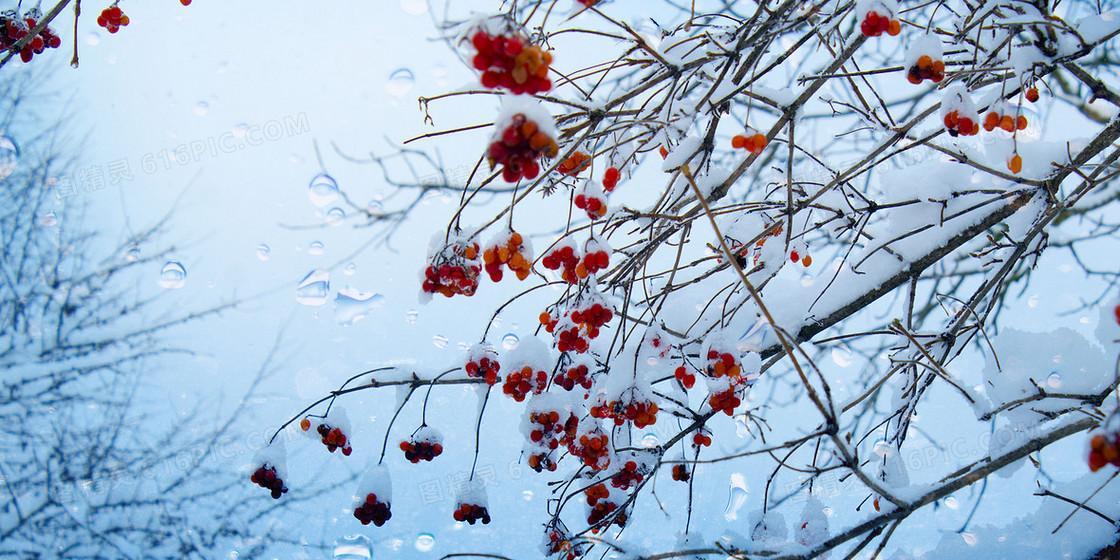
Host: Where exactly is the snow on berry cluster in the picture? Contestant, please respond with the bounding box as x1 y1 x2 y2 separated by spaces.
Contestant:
464 343 501 385
501 337 552 402
590 384 659 428
299 407 353 456
553 359 595 392
558 151 591 176
857 0 901 37
453 481 492 524
469 27 553 95
574 179 609 220
97 5 130 33
421 232 482 300
584 482 628 532
702 341 760 416
568 415 611 470
542 522 584 560
941 85 981 137
542 240 583 284
541 289 614 354
483 230 533 282
522 394 578 472
487 100 560 183
400 425 444 463
353 467 392 526
0 9 62 63
983 102 1029 133
249 441 289 499
609 453 651 491
905 35 945 84
731 129 768 155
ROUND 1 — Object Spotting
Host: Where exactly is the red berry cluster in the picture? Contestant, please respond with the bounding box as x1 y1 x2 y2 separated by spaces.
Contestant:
488 113 559 183
591 393 659 428
301 418 352 455
557 151 591 176
1088 431 1120 472
983 110 1028 133
574 186 607 220
943 110 980 137
731 131 768 155
570 427 610 470
907 55 945 84
709 387 742 416
526 409 579 472
465 345 501 386
484 231 532 282
671 464 691 482
399 439 443 463
423 241 482 298
354 493 391 526
706 349 743 379
860 10 901 37
542 245 582 283
674 365 697 389
250 465 288 499
471 30 553 94
585 484 626 532
602 167 620 191
1114 303 1120 325
554 363 593 391
580 240 610 276
692 432 712 448
453 502 492 524
0 11 61 63
503 365 549 402
544 525 583 560
96 5 130 33
610 460 645 490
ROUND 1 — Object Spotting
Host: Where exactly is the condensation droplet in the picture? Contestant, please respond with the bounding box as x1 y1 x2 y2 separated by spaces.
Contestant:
333 535 373 560
386 68 415 98
84 32 101 46
405 309 419 324
296 269 330 306
502 333 520 350
433 335 449 349
308 241 325 256
646 356 659 366
0 135 19 180
961 532 977 546
522 490 533 501
873 440 893 458
831 344 853 367
344 263 356 276
1046 372 1062 389
723 473 748 521
1027 294 1039 308
414 533 435 552
641 433 659 447
193 101 210 117
158 261 187 289
336 287 384 326
308 173 340 208
326 207 346 226
125 245 140 262
37 212 57 227
256 243 270 261
944 496 959 510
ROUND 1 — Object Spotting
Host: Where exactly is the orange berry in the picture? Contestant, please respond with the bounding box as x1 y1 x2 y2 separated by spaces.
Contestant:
750 133 767 154
575 262 588 278
300 418 311 431
802 254 812 266
916 55 932 69
659 145 668 159
529 131 551 151
1008 154 1022 174
887 19 901 36
1016 115 1028 130
1026 88 1039 103
510 232 523 246
932 60 945 73
1000 115 1015 132
731 135 747 149
521 121 538 138
1092 434 1106 451
464 246 477 259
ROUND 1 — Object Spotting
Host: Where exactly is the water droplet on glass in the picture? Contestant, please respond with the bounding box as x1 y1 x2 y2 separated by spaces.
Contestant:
296 269 330 306
125 245 140 262
873 440 893 457
400 0 428 15
723 473 748 521
367 199 384 214
85 32 101 46
333 535 373 560
1046 372 1062 389
194 101 210 117
831 344 853 367
308 241 325 256
522 490 533 501
432 335 449 349
335 287 384 326
502 333 520 350
738 317 769 351
646 356 659 366
326 207 346 226
1027 294 1039 308
414 533 435 552
308 173 340 208
641 433 659 448
344 263 356 276
232 123 249 140
0 135 20 180
800 273 815 287
37 212 57 227
822 506 833 516
405 309 419 324
158 261 187 289
256 243 270 261
944 496 959 510
961 532 977 546
386 68 415 98
735 416 751 438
